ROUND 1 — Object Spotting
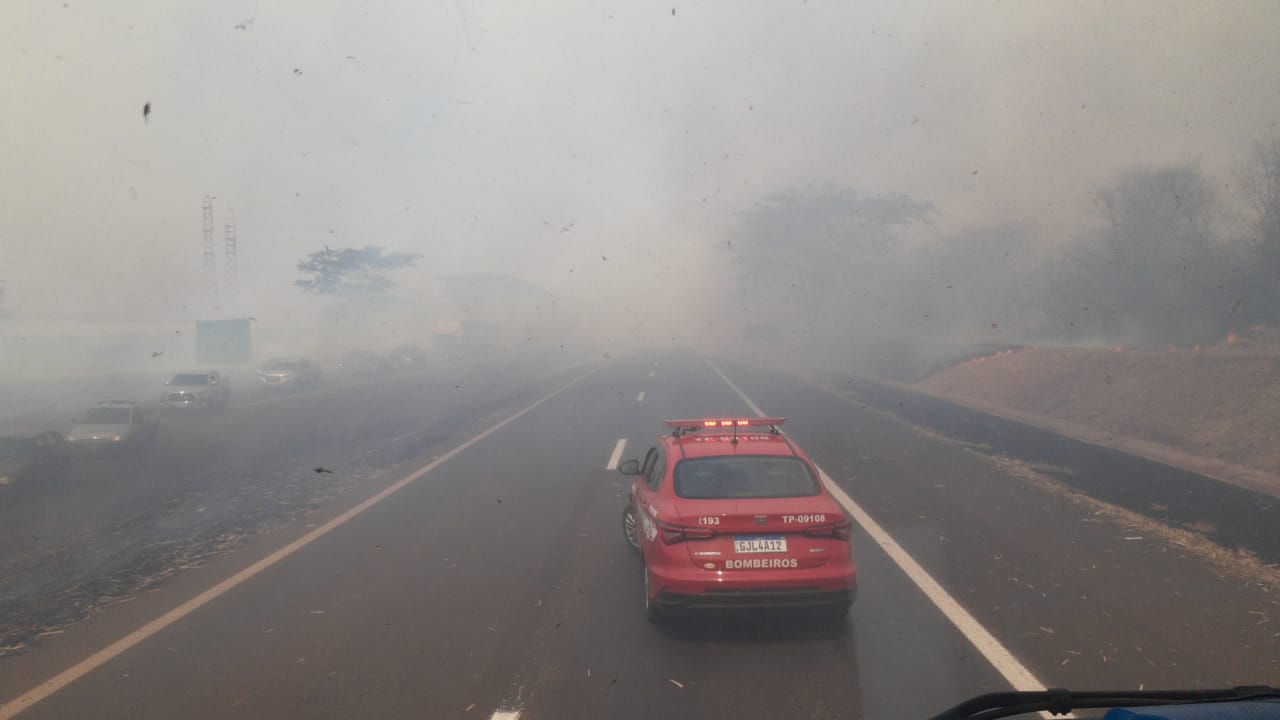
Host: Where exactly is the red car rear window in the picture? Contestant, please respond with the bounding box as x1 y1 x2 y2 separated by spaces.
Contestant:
673 456 820 499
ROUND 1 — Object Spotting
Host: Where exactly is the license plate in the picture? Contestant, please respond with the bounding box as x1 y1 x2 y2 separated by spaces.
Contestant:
734 536 787 553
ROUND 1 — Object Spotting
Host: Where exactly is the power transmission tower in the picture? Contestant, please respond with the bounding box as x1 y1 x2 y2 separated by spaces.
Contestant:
223 206 238 296
202 196 218 305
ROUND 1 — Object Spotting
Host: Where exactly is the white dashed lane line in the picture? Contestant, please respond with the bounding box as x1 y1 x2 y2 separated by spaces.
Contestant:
700 354 1050 694
636 391 645 402
605 439 627 471
648 370 655 377
490 709 521 720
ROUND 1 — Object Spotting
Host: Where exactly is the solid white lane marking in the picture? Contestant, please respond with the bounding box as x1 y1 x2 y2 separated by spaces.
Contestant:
605 438 627 470
636 391 645 402
702 359 766 416
490 710 521 720
0 364 605 720
818 471 1046 692
701 355 1047 693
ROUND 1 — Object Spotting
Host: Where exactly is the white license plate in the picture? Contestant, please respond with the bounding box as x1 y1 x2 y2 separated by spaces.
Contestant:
734 536 787 553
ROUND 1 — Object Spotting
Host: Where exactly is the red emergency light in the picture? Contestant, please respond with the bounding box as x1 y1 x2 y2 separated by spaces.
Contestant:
663 417 787 430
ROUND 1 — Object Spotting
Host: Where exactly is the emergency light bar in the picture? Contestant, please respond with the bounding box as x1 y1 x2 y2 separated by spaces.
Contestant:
663 417 788 429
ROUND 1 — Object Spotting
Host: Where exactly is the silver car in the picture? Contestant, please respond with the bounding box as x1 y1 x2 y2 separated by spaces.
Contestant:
257 357 321 392
161 371 231 412
66 402 159 453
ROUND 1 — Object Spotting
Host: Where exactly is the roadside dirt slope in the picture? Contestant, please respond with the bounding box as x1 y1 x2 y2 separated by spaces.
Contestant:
917 327 1280 493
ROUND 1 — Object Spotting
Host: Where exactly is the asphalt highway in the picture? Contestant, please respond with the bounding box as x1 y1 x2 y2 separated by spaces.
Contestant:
0 351 1275 720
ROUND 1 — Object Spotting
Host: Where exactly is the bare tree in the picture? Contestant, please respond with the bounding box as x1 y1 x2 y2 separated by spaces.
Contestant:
1237 138 1280 247
728 186 933 342
1235 138 1280 323
1049 163 1234 345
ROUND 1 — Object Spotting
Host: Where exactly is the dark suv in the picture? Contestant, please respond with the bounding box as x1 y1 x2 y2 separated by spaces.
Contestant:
0 432 71 498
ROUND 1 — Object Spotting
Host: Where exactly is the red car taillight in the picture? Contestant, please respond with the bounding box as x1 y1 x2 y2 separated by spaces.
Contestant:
658 520 714 545
805 517 853 542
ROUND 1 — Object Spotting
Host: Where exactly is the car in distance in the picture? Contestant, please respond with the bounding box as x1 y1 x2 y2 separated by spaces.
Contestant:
161 371 231 412
257 357 322 392
337 350 388 380
0 431 70 497
66 401 159 453
384 344 427 373
619 417 856 623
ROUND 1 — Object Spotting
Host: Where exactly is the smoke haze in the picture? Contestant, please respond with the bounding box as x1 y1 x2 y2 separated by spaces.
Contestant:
4 1 1280 381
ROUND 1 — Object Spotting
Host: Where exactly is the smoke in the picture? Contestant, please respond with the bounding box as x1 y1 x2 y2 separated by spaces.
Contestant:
2 1 1280 386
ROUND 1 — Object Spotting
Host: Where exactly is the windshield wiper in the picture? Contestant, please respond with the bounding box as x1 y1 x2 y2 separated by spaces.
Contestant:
930 686 1280 720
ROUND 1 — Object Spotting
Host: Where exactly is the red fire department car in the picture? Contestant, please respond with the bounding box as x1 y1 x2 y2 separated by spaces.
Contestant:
619 417 857 622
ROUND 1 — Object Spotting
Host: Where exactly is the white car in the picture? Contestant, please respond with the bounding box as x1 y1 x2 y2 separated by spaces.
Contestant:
257 357 322 392
67 401 159 453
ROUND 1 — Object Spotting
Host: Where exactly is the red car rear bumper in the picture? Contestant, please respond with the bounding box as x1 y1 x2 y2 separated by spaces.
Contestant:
648 559 857 612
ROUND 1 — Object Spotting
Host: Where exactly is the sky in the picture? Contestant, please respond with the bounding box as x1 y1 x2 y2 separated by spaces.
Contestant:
2 1 1280 348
